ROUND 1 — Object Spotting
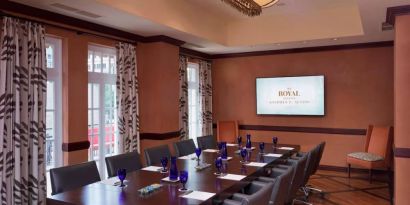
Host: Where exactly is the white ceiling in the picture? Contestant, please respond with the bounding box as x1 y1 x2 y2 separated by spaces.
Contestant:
10 0 410 54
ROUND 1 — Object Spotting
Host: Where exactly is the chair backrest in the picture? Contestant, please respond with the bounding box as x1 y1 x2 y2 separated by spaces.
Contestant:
105 151 143 178
242 181 274 205
366 125 393 160
270 167 294 205
174 139 196 157
50 161 101 195
217 120 238 142
144 144 171 166
312 141 326 174
285 154 308 203
197 135 217 150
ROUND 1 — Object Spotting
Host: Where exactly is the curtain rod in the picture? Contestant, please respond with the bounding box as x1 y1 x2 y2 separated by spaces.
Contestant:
0 10 137 45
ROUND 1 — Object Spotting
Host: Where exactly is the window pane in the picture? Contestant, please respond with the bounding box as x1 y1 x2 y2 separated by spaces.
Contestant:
88 51 93 72
47 81 55 110
110 56 116 74
93 110 100 127
46 44 54 69
94 52 102 73
104 84 116 108
102 55 109 73
93 84 100 108
88 84 92 109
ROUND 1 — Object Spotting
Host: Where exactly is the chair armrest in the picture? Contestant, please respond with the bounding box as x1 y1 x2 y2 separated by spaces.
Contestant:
223 199 242 205
258 176 277 183
232 193 250 202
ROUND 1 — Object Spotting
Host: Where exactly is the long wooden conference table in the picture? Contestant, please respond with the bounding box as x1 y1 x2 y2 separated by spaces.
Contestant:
47 143 300 205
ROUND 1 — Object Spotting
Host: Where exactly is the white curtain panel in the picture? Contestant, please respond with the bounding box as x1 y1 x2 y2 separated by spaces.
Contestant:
116 42 140 153
178 55 189 140
198 60 213 136
0 17 47 205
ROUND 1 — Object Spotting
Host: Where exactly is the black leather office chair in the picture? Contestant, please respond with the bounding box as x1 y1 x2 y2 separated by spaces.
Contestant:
223 181 274 205
144 144 171 166
105 151 143 177
258 166 295 205
197 135 217 150
304 142 326 197
277 153 309 205
173 139 196 157
50 161 101 195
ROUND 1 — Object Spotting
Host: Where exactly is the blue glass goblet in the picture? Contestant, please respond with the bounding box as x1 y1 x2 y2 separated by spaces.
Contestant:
160 157 168 173
237 136 242 149
117 168 127 187
195 148 202 166
240 148 248 164
272 137 278 148
259 142 265 153
179 170 188 192
214 157 222 175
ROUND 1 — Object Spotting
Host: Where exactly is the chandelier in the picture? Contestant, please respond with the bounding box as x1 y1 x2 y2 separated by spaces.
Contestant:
221 0 279 17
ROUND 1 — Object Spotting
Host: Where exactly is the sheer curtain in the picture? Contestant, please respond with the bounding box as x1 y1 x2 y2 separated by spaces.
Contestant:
116 42 140 153
0 17 47 205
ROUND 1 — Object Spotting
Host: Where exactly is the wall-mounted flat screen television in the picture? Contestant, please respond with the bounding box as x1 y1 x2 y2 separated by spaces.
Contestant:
256 75 325 116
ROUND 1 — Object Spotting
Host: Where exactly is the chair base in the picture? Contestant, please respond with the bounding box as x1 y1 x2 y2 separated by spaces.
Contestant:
292 199 313 205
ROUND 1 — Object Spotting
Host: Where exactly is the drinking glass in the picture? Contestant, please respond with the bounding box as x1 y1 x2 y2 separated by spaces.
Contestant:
237 136 242 149
160 157 168 173
195 148 202 166
259 142 265 153
240 148 248 164
214 157 222 175
179 170 188 192
117 168 127 187
272 137 278 148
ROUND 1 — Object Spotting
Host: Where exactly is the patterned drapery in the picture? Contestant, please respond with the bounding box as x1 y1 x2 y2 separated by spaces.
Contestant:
178 55 189 140
116 42 140 153
199 60 213 136
0 17 47 205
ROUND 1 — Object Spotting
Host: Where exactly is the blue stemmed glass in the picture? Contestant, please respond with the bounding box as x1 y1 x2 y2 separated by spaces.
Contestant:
259 142 265 153
240 148 248 164
237 136 242 149
117 168 127 187
272 137 278 148
178 170 188 192
160 157 168 173
195 148 202 166
214 157 222 175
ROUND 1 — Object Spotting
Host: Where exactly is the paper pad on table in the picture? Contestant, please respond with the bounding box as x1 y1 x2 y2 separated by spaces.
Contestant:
181 191 216 201
100 177 120 186
161 177 179 182
203 149 218 153
264 153 283 158
279 147 294 150
218 174 246 181
226 143 237 147
141 166 162 172
245 162 267 167
178 155 195 160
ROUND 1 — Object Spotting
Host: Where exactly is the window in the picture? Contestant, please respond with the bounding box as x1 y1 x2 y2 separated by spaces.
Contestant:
187 62 201 145
88 45 117 179
45 37 63 171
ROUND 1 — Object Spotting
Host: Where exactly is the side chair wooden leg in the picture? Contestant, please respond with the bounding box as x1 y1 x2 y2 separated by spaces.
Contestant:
348 164 351 178
369 169 373 184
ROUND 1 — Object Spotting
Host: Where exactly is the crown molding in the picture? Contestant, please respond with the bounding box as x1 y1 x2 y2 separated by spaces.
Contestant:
142 35 185 46
385 5 410 26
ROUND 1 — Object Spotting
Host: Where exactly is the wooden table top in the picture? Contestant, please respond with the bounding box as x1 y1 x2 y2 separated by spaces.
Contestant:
47 143 300 205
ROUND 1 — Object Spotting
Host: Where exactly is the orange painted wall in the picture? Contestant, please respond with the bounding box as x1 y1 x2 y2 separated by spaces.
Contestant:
394 14 410 205
212 47 394 167
137 42 180 133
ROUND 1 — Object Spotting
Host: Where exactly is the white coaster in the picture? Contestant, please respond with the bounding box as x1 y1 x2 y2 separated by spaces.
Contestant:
141 166 162 172
218 174 246 181
181 191 216 201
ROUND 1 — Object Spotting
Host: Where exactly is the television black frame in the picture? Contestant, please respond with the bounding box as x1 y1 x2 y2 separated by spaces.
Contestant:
255 75 326 117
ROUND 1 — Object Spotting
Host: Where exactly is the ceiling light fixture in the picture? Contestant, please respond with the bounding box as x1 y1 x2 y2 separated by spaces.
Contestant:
221 0 280 17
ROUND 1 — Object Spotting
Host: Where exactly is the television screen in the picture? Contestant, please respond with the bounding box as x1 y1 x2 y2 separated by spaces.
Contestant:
256 75 325 115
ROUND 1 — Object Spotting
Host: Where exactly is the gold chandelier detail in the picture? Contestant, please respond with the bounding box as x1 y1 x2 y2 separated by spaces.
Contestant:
221 0 280 17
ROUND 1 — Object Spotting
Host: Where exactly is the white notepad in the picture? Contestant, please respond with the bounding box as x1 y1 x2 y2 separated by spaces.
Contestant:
100 177 121 186
279 147 294 150
264 153 283 158
181 191 216 201
218 174 246 181
226 143 237 147
203 149 218 153
161 176 179 182
141 166 162 172
221 157 233 161
178 154 196 160
245 162 267 167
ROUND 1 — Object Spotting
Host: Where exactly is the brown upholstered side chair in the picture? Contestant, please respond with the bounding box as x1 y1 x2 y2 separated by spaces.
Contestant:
217 120 238 143
346 125 393 183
